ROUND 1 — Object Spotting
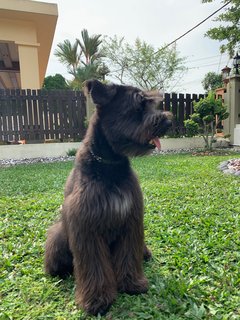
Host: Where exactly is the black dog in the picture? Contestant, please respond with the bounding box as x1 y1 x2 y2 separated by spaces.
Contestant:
45 80 172 315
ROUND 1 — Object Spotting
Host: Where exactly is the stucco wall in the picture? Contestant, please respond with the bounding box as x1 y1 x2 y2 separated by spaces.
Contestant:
0 137 206 160
0 0 58 89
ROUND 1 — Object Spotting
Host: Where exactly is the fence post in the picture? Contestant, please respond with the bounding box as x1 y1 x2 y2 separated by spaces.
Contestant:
223 75 240 145
85 94 95 121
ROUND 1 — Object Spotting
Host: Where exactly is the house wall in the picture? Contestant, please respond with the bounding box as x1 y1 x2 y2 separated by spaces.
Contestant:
0 0 58 89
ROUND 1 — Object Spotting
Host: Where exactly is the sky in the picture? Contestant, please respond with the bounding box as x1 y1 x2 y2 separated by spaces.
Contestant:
42 0 232 94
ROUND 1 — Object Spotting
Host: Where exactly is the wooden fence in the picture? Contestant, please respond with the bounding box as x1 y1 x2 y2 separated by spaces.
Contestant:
0 89 86 143
0 89 204 143
159 92 205 136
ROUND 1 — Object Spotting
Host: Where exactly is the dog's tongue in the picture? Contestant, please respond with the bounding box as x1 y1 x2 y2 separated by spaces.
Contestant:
153 137 161 150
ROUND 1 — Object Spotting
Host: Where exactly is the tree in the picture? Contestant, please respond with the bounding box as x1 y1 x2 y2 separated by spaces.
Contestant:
202 0 240 56
102 36 186 91
102 36 130 84
70 64 103 89
77 29 103 65
184 91 229 150
72 29 108 89
54 39 81 77
54 29 107 89
202 72 223 92
42 74 69 89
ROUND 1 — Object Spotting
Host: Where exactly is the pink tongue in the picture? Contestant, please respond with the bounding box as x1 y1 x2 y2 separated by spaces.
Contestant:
153 137 161 150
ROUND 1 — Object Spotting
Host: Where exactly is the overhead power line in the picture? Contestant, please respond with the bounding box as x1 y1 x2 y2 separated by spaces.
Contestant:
188 61 227 70
187 53 228 63
154 0 232 54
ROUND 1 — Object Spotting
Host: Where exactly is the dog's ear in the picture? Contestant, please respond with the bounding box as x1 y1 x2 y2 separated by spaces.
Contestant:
84 79 117 106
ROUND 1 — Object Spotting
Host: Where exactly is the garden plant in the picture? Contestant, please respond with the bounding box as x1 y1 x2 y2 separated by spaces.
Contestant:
184 92 229 150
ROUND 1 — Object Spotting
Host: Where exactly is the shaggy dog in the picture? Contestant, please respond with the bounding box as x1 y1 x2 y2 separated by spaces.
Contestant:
44 80 172 315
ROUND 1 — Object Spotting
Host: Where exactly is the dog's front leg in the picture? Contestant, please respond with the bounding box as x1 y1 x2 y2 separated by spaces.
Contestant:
112 219 148 295
69 232 117 316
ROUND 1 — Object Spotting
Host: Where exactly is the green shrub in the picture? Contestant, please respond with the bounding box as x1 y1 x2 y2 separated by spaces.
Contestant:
66 148 77 156
184 119 199 137
184 91 229 150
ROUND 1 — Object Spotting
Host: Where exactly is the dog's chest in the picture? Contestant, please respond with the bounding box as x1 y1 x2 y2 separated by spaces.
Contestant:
79 164 143 226
107 187 134 220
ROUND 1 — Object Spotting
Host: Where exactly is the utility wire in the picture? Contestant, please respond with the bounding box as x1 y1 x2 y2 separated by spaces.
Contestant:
188 61 229 69
154 0 232 54
187 53 228 63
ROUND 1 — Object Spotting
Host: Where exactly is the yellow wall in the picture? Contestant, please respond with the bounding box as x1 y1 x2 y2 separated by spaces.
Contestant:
18 43 41 89
0 0 58 89
0 18 37 43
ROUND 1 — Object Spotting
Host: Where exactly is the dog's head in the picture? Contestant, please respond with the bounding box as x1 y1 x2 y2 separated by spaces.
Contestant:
84 79 172 156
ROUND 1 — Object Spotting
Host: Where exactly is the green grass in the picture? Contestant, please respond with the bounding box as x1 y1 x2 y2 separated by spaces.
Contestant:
0 153 240 320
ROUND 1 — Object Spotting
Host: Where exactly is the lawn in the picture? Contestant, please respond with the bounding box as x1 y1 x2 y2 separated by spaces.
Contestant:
0 153 240 320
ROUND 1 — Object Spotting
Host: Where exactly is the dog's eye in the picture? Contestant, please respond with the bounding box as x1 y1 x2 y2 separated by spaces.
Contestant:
135 92 145 105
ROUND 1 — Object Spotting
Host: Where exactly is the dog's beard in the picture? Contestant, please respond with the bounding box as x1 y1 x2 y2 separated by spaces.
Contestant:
111 138 159 157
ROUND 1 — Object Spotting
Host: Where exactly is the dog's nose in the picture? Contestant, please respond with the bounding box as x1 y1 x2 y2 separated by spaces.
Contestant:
161 112 173 129
165 119 172 128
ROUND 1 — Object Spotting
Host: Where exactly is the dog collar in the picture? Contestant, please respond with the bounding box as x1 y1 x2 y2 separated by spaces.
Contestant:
89 149 125 165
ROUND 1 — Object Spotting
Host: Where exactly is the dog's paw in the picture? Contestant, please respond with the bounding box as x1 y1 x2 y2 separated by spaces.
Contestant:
143 244 152 261
84 301 112 316
118 277 148 295
76 290 116 316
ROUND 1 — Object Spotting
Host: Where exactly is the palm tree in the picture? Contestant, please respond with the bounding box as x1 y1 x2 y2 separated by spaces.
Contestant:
77 29 103 65
70 64 101 89
55 30 106 88
54 39 81 77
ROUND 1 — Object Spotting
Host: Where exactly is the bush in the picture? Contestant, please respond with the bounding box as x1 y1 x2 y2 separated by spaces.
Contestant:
184 119 199 137
184 92 229 150
66 148 77 156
